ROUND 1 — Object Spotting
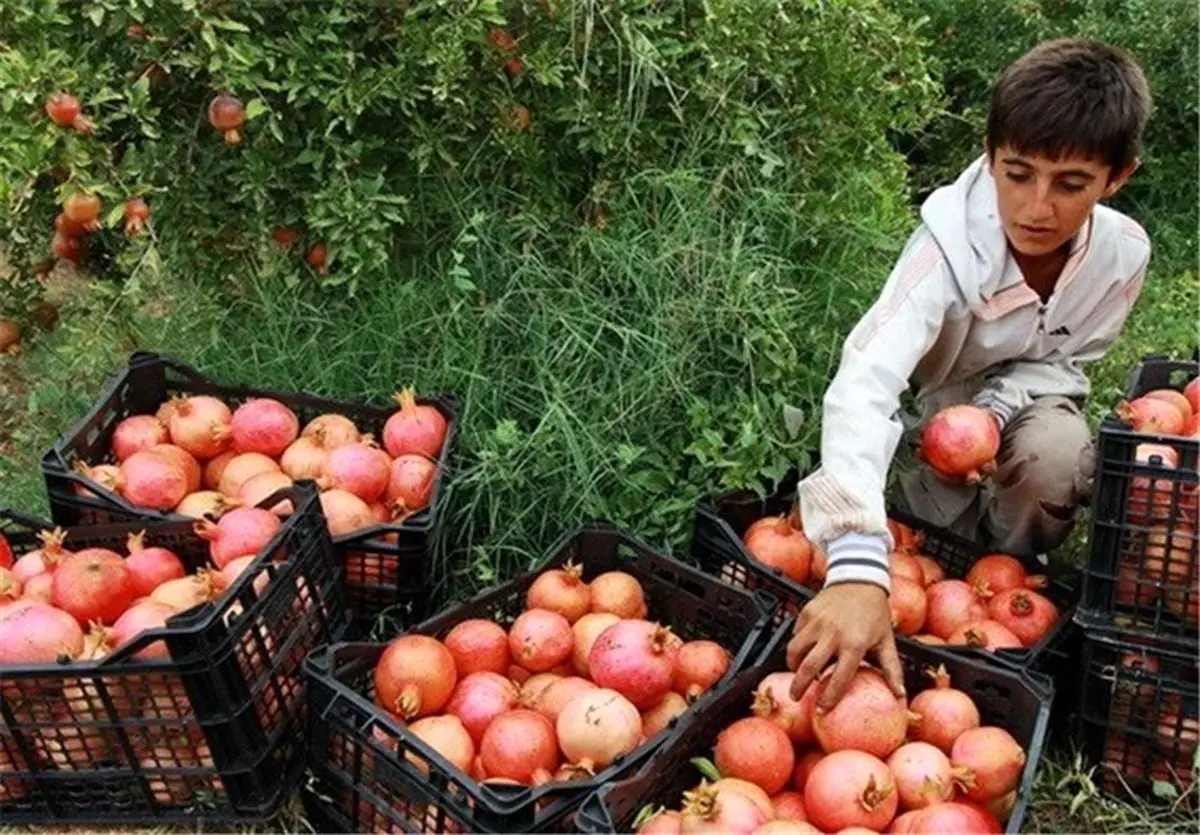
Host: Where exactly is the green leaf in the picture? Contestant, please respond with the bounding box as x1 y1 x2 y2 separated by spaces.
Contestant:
208 18 251 33
86 7 104 26
689 757 722 782
782 404 805 439
1152 780 1179 800
105 203 125 230
244 98 268 120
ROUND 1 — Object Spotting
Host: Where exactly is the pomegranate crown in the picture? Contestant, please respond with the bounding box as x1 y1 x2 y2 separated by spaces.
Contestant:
38 527 68 551
391 388 419 411
923 663 952 689
126 530 147 553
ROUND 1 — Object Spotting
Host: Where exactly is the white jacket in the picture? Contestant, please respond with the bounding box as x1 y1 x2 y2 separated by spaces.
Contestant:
798 154 1151 592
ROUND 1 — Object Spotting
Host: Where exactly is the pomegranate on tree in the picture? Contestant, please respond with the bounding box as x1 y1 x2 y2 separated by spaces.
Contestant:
44 92 94 133
51 231 87 265
124 198 150 236
742 515 813 583
306 242 328 274
63 192 102 232
208 94 246 144
918 404 1001 483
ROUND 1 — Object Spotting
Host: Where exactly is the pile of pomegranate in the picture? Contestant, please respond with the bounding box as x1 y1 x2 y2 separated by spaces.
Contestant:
743 514 1061 652
1117 382 1200 440
368 565 735 789
72 389 448 541
634 661 1026 834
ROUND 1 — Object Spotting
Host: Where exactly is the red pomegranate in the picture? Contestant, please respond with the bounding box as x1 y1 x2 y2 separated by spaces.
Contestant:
589 619 680 709
910 802 1002 833
890 575 928 636
751 672 814 745
0 601 85 666
946 619 1023 652
323 442 391 503
51 548 135 626
478 709 559 784
386 454 437 516
742 515 813 584
124 532 186 597
208 94 246 144
987 588 1059 647
887 741 957 810
443 619 511 677
804 749 898 832
679 783 767 834
1143 388 1193 422
374 634 458 719
383 390 447 459
444 672 518 746
672 640 731 702
194 507 282 569
111 600 177 660
509 608 574 673
714 716 796 795
919 405 1001 483
167 396 233 460
966 553 1046 594
230 399 299 457
1118 396 1186 435
924 580 989 639
12 529 68 582
811 667 908 759
119 450 189 510
571 612 620 676
951 726 1026 801
111 415 170 461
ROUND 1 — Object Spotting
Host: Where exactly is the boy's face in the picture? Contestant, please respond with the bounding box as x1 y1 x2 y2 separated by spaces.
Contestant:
987 144 1137 257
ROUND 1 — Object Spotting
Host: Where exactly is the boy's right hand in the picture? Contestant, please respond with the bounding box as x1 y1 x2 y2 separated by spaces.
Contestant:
785 582 906 710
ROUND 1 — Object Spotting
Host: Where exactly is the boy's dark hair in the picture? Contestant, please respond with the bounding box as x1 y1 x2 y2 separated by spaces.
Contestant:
986 38 1152 178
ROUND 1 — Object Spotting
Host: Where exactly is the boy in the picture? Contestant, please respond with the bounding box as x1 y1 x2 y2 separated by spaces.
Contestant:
787 38 1153 708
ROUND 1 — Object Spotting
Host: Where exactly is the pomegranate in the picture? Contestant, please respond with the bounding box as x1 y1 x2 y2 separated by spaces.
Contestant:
966 553 1046 594
887 741 957 810
63 192 102 231
323 442 391 503
742 515 812 583
237 470 295 516
0 568 22 602
641 690 688 737
509 608 573 673
804 749 898 832
111 600 177 660
54 211 89 238
124 198 150 236
1143 388 1193 422
792 750 823 792
0 601 85 665
194 506 282 569
479 709 559 784
913 555 946 586
124 532 186 597
167 395 233 460
951 726 1025 801
217 452 279 497
20 573 53 604
0 532 12 570
751 672 813 745
150 572 215 612
910 801 1002 833
714 715 795 794
302 413 360 448
672 640 732 702
443 672 518 746
119 449 188 510
405 715 474 776
383 389 447 459
72 462 122 498
213 554 269 596
812 667 908 759
230 399 299 457
589 571 648 618
891 552 926 584
987 588 1059 646
589 619 679 709
924 580 989 639
45 92 94 132
444 619 511 676
888 518 924 553
150 444 203 494
202 450 235 490
386 454 437 516
711 778 774 819
985 790 1017 823
530 676 597 722
919 404 1001 483
890 575 928 636
1185 378 1200 416
319 489 376 537
280 436 330 480
51 230 86 265
637 810 683 834
679 783 767 834
374 634 457 719
111 415 170 461
571 611 620 676
888 809 923 834
176 490 238 520
772 791 808 821
518 672 561 704
946 619 1024 651
12 528 68 581
208 94 246 144
1118 396 1186 435
526 562 591 623
51 548 135 626
557 687 643 771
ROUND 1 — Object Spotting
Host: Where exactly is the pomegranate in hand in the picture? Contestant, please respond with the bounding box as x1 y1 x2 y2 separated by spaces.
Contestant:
919 405 1001 484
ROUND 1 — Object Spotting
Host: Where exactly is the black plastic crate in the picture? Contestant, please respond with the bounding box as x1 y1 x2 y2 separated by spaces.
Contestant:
577 616 1053 834
1071 629 1198 803
691 469 1078 671
0 482 349 826
1078 355 1199 644
39 350 459 635
301 523 776 834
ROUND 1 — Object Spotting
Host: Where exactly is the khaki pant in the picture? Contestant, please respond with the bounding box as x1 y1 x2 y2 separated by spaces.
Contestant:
893 396 1095 558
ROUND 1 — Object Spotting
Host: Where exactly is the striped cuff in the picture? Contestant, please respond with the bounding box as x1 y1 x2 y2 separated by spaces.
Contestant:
824 532 891 594
972 391 1015 431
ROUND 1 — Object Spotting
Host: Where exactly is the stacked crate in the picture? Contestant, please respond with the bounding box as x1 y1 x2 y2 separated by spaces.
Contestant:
1072 354 1198 802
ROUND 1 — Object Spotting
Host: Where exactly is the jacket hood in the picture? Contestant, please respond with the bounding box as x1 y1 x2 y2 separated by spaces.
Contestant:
919 154 1010 306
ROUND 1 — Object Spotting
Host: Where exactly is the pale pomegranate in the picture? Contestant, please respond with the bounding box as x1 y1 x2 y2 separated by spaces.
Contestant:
443 619 510 676
237 470 295 516
751 672 813 745
890 575 928 636
203 450 235 490
987 588 1059 647
530 676 597 722
1118 396 1186 435
557 687 643 771
119 450 188 510
679 783 767 834
150 444 203 494
323 442 391 503
804 749 898 832
742 515 813 583
910 801 1002 833
405 715 474 776
887 741 957 810
319 489 376 536
951 726 1025 801
302 413 360 448
217 452 280 497
175 490 238 519
0 601 85 666
518 672 561 704
194 507 282 569
51 548 135 626
230 399 299 457
637 810 683 834
526 562 591 623
72 462 122 498
374 634 458 719
571 612 620 676
212 554 269 596
386 454 437 516
924 580 989 639
12 529 68 582
280 436 330 480
812 667 908 759
20 573 53 604
919 405 1001 483
167 396 233 460
589 619 679 709
124 532 186 597
946 619 1023 651
150 572 215 612
1143 388 1193 422
509 608 573 673
672 640 732 702
966 553 1046 594
589 571 648 618
479 709 559 784
111 415 170 461
111 600 177 660
641 690 688 738
383 390 447 459
891 552 926 584
0 568 22 602
714 715 795 794
913 555 946 586
711 778 774 819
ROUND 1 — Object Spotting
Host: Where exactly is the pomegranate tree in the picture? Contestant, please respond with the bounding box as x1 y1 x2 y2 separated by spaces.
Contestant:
918 404 1001 483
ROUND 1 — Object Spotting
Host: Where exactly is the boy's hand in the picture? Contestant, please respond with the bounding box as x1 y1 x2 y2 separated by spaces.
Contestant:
786 583 906 710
